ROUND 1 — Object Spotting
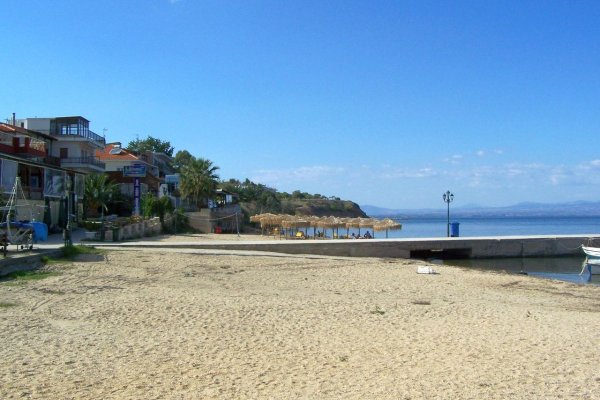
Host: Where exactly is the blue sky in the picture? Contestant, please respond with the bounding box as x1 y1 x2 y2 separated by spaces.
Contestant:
2 0 600 209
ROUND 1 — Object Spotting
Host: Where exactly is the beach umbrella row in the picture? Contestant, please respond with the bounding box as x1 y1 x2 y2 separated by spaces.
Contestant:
250 213 402 238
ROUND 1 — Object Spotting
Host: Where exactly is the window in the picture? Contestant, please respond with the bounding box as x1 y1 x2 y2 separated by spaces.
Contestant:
1 159 17 192
43 168 65 197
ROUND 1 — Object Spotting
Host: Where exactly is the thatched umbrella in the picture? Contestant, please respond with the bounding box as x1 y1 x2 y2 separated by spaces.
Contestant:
250 213 280 235
250 213 275 225
358 217 377 238
373 218 402 239
316 216 344 238
344 217 362 237
338 217 351 238
282 217 311 237
305 215 321 238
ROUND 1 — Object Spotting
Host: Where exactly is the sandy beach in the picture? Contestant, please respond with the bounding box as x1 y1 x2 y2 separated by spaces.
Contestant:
1 245 600 399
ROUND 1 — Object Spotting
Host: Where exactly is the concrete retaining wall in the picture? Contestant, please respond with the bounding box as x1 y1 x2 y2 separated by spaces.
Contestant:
95 234 600 259
0 250 63 277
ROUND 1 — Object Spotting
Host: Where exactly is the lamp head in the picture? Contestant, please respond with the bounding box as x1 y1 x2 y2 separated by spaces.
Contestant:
443 190 454 203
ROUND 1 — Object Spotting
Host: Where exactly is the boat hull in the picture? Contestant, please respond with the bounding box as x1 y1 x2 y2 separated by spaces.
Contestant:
582 247 600 274
587 260 600 275
582 246 600 258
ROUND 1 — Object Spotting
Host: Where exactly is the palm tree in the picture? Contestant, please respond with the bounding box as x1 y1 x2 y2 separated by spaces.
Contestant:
179 158 219 208
84 174 120 218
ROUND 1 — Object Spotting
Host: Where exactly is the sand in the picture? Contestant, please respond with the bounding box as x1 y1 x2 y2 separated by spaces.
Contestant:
1 246 600 399
139 232 313 242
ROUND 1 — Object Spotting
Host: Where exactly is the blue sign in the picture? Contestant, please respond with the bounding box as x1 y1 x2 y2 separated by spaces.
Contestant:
123 164 147 177
133 177 141 216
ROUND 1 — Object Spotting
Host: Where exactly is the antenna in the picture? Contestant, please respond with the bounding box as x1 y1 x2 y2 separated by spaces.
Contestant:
102 128 108 137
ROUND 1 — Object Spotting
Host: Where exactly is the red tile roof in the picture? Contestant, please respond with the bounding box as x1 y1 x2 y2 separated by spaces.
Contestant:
0 123 55 140
96 143 140 161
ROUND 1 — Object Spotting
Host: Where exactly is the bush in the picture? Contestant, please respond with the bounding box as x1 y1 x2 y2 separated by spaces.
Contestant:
164 207 190 234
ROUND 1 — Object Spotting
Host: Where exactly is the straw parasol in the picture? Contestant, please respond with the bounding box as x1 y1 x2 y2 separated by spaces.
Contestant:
315 216 345 238
250 213 282 234
251 213 389 239
358 217 376 237
281 216 311 236
344 217 362 236
303 215 320 238
373 218 402 238
358 217 377 228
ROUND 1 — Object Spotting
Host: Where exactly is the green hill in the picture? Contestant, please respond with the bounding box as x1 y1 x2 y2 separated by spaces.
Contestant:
241 198 367 219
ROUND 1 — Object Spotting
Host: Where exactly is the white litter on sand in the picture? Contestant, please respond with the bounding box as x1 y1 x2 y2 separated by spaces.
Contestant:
417 266 438 274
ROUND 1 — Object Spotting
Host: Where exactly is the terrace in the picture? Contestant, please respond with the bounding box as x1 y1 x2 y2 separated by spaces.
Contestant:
49 117 106 148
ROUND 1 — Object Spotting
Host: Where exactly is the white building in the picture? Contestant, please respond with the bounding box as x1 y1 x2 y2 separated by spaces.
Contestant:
16 116 105 173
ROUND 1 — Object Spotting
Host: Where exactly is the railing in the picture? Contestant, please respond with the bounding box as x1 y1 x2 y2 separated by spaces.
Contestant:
43 155 62 167
26 155 61 167
88 130 106 145
60 156 105 170
54 129 106 146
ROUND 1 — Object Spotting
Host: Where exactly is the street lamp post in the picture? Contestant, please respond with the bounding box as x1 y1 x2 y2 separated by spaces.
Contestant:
442 190 454 237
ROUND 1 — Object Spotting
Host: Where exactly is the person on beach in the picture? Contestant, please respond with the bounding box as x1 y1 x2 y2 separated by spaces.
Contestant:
364 231 372 239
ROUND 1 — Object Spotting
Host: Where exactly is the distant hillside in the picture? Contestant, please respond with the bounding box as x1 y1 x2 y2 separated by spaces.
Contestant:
362 201 600 218
290 199 367 218
221 178 368 221
242 199 367 219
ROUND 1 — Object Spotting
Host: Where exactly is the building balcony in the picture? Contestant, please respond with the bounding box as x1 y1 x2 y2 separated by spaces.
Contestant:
53 129 106 148
60 156 105 172
43 155 62 167
19 155 62 167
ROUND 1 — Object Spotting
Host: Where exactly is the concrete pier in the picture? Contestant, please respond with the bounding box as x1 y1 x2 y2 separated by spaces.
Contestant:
92 234 600 259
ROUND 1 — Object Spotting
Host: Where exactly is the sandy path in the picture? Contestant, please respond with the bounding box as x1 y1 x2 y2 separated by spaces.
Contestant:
1 249 599 399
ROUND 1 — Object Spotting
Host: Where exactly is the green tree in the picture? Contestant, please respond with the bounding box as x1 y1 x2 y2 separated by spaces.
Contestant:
291 190 305 199
141 193 174 226
179 158 220 208
172 150 195 172
127 135 174 157
84 174 120 218
140 193 156 218
258 191 281 213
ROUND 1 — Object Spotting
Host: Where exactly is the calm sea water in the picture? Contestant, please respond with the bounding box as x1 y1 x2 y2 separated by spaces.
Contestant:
365 216 600 285
369 216 600 239
442 256 598 285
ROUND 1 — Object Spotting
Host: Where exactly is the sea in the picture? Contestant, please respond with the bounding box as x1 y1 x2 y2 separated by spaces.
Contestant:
372 215 600 239
364 216 600 285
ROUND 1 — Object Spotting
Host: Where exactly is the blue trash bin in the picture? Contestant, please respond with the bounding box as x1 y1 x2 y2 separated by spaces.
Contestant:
450 222 460 237
30 222 48 242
